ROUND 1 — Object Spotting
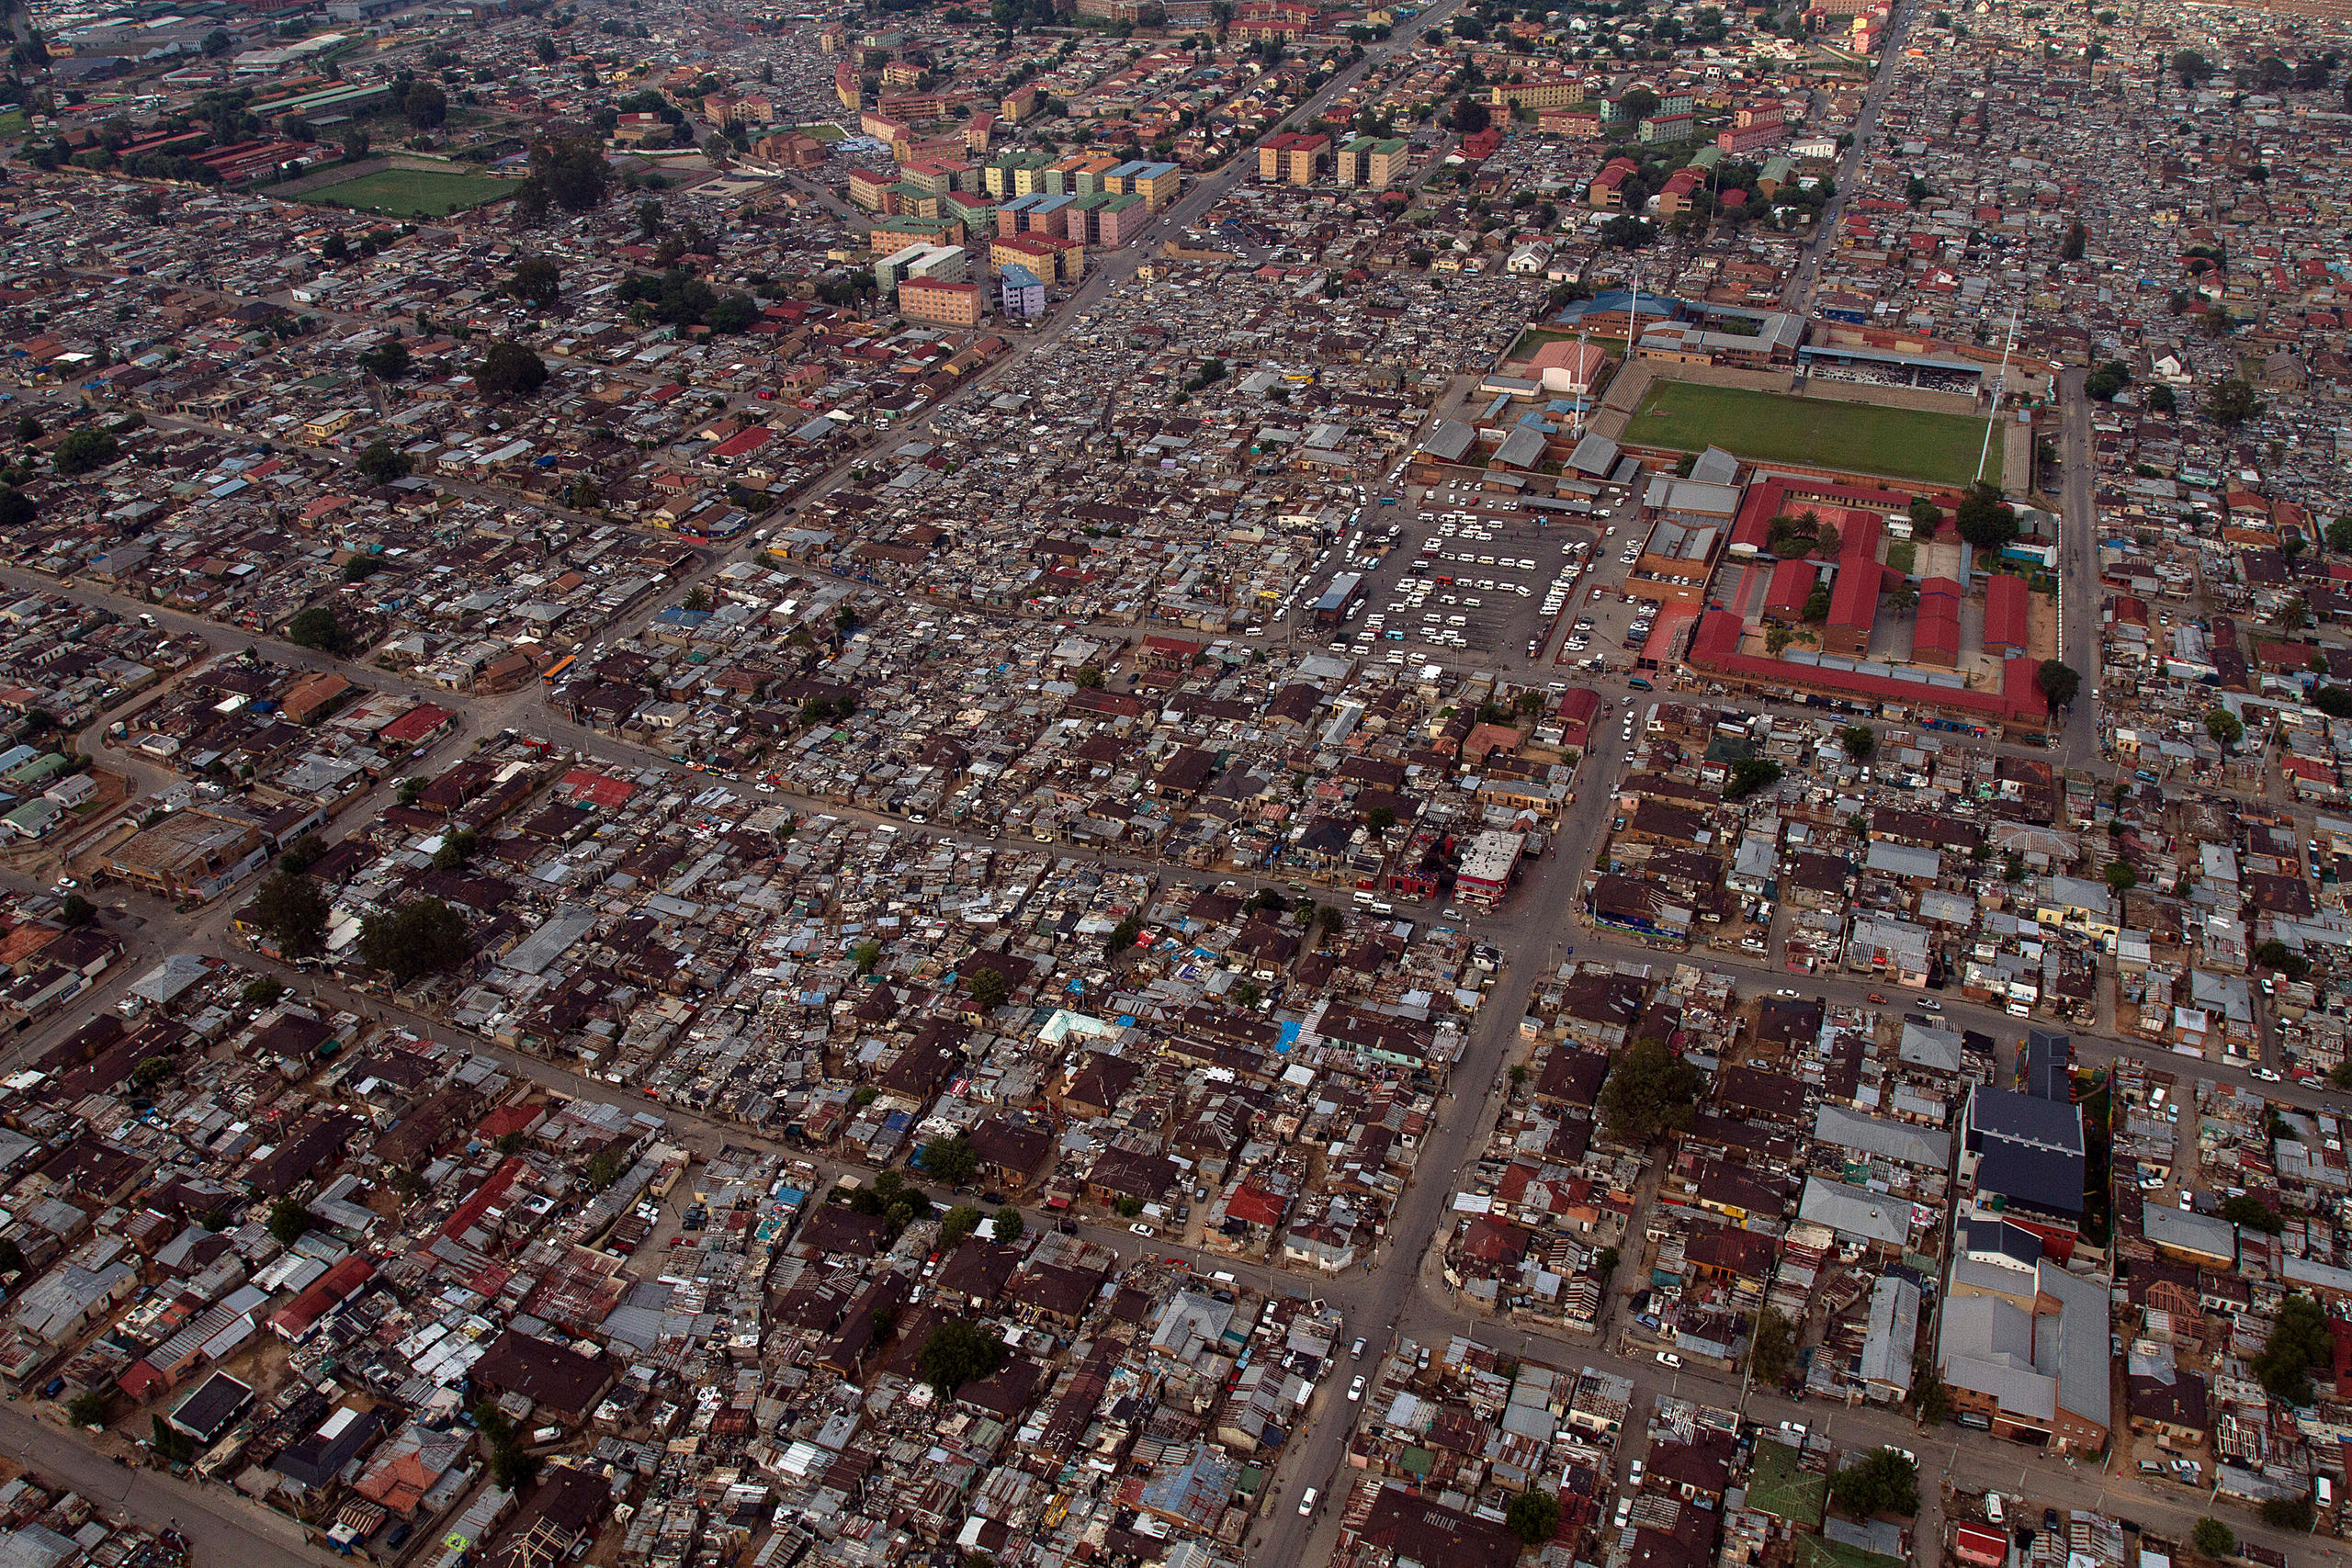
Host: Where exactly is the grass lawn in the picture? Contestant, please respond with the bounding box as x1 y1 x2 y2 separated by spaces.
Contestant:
300 168 510 218
1633 381 1992 487
0 111 27 139
1797 1539 1905 1568
1748 1441 1826 1527
796 122 848 142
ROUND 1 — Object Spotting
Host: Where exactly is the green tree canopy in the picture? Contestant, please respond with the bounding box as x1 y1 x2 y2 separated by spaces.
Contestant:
475 342 548 400
249 869 329 959
916 1318 1007 1392
1600 1036 1702 1143
2255 1294 2334 1404
2190 1518 2234 1559
922 1132 980 1186
268 1196 311 1246
1828 1449 1919 1519
357 897 470 985
356 440 410 484
1505 1490 1561 1546
1839 725 1875 761
286 604 351 654
1724 757 1783 800
52 427 120 476
1952 482 2018 549
2035 660 2081 712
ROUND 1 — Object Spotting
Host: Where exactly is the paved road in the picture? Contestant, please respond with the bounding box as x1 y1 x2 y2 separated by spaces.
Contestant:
1782 2 1918 313
0 1404 335 1568
2054 366 2102 769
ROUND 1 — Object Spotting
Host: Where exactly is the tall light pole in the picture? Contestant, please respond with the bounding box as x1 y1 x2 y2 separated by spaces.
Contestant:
1976 294 2020 489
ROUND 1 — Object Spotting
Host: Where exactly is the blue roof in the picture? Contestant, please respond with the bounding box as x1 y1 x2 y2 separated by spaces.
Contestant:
1000 263 1044 288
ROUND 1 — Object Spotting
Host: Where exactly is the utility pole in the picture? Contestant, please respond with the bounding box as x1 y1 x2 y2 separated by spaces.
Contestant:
1976 293 2020 490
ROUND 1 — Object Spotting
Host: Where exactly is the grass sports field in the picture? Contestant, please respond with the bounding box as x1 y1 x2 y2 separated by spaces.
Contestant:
302 168 511 218
1796 1537 1905 1568
1633 380 1990 487
1747 1439 1826 1527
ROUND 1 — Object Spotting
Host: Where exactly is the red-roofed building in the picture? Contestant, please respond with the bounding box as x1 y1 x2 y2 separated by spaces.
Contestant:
560 768 636 809
1984 572 2030 656
1762 558 1818 624
1912 576 1962 667
1554 687 1602 749
267 1254 375 1341
709 425 775 463
380 703 458 749
1824 513 1883 656
1688 610 2047 731
437 1157 525 1248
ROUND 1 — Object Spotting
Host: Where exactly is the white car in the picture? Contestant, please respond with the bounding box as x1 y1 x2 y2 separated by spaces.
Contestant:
1348 1374 1366 1402
1299 1488 1318 1517
1918 998 1942 1011
2251 1066 2283 1082
1656 1351 1682 1369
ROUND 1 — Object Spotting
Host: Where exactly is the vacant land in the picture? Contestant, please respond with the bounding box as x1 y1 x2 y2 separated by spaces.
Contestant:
1747 1440 1826 1527
1634 381 1988 487
796 122 849 142
301 168 510 217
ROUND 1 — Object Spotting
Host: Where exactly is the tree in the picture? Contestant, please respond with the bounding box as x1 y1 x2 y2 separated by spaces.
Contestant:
2060 218 2086 262
151 1416 197 1466
358 897 470 986
268 1197 311 1246
1724 757 1783 800
967 966 1009 1010
359 340 410 380
1828 1450 1919 1519
1952 481 2018 548
490 1446 540 1492
1906 495 1941 530
2222 1193 2283 1233
356 440 410 484
51 427 120 476
1366 805 1396 834
991 1207 1024 1246
1449 95 1490 134
250 870 329 959
203 26 232 54
0 487 32 531
923 1133 980 1186
131 1055 173 1089
917 1318 1008 1392
2206 708 2245 748
1600 1036 1702 1143
939 1204 983 1246
2084 360 2129 400
1839 725 1875 761
66 1389 112 1427
1750 1306 1796 1384
2105 860 2138 894
2148 384 2177 413
2174 50 2214 85
1506 1490 1561 1546
59 893 95 928
1104 915 1144 958
582 1148 627 1191
340 127 371 162
402 80 447 128
507 255 562 310
2208 377 2262 428
2191 1518 2235 1560
2260 1497 2314 1533
286 604 350 654
2036 660 2081 712
474 342 548 400
2332 513 2352 554
2253 1292 2333 1404
1073 665 1103 689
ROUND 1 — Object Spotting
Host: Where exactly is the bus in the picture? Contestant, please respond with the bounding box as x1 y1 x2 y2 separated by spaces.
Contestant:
541 654 578 685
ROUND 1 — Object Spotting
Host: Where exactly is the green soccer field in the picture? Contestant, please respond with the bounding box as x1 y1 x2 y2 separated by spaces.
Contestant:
301 168 511 218
1747 1439 1826 1526
1633 380 1993 487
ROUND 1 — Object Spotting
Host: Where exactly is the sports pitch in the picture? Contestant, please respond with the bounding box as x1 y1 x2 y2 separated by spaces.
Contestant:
1633 380 1992 487
1747 1438 1826 1526
300 168 511 218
